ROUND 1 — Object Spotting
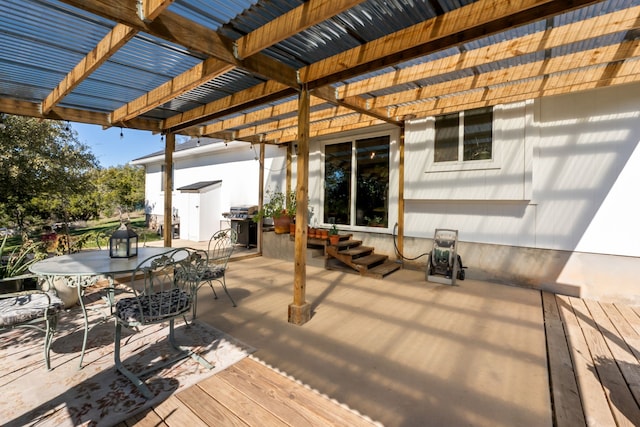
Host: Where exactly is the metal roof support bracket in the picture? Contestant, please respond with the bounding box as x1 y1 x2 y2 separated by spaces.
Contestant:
136 0 151 24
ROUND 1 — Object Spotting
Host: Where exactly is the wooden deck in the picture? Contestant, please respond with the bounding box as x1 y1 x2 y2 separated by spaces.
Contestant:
544 292 640 426
116 256 640 427
119 356 379 426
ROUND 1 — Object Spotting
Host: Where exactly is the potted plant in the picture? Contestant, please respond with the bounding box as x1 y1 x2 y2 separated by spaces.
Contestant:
0 233 47 292
328 224 340 245
253 187 296 234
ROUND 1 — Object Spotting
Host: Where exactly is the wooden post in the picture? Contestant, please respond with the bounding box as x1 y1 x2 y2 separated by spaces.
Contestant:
163 133 175 248
286 143 292 197
397 124 405 258
257 143 265 254
288 85 311 325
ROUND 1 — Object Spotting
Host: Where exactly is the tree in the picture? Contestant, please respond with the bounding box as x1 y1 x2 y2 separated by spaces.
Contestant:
0 114 98 228
95 164 145 220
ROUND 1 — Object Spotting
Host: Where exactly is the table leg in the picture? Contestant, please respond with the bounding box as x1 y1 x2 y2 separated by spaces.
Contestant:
60 275 98 369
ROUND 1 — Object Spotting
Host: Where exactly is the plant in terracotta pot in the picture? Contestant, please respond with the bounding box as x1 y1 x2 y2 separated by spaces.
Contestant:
253 187 296 234
328 224 340 245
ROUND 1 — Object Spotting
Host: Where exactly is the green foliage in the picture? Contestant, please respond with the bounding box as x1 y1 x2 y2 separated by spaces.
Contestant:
254 187 296 222
0 233 47 279
0 115 145 227
94 165 145 218
329 224 339 235
0 114 98 227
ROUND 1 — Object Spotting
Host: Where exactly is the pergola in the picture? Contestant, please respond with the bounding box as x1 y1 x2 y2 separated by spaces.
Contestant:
1 0 639 324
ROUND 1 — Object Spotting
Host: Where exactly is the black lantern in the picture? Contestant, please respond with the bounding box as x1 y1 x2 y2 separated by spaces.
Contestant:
109 223 138 258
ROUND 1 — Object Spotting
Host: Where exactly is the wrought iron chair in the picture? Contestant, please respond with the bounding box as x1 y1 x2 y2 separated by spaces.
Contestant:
113 248 213 399
0 289 64 370
196 228 238 313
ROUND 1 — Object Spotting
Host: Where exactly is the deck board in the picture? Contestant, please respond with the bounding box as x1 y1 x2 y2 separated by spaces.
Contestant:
226 358 379 427
176 379 258 427
134 357 378 427
583 299 640 425
542 292 586 427
121 256 640 427
557 295 617 427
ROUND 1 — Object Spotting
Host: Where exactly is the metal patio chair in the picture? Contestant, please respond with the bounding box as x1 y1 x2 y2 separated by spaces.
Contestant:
0 289 64 370
196 228 238 314
113 248 213 399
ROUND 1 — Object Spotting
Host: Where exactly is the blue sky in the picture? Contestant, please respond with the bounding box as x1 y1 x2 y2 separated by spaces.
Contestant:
72 122 170 168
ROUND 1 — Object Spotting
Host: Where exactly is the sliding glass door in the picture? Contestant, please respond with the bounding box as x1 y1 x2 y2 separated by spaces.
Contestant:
324 135 389 228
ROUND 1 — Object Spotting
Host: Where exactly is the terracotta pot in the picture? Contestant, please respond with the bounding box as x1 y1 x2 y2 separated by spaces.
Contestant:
289 222 296 235
320 229 329 239
273 216 291 234
309 227 316 238
329 234 340 245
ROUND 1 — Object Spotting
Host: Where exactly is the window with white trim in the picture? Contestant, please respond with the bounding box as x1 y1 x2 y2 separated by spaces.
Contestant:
434 107 493 163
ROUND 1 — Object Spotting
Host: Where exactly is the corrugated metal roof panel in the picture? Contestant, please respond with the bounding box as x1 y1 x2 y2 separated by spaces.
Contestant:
171 0 260 31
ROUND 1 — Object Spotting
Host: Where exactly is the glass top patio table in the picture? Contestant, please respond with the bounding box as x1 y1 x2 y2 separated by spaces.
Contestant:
30 247 181 368
30 247 178 277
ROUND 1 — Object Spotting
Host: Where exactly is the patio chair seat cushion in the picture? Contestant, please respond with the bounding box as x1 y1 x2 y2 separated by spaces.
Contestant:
202 265 225 280
115 288 191 323
0 293 64 327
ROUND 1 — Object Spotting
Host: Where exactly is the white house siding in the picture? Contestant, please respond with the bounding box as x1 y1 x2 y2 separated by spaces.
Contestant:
139 142 283 241
535 84 640 257
399 82 640 303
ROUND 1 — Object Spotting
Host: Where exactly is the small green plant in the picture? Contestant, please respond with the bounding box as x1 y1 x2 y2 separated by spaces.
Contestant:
253 187 296 222
0 233 47 279
329 224 339 235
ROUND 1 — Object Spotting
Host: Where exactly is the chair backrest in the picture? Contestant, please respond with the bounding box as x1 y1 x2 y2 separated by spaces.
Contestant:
207 228 237 268
125 248 192 324
174 247 209 286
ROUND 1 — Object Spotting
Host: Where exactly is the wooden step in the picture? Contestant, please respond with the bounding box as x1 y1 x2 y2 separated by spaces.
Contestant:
352 253 388 267
335 239 362 249
365 260 402 278
316 233 400 279
338 246 374 258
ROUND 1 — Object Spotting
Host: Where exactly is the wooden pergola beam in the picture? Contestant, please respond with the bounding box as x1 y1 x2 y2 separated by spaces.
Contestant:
0 98 162 132
195 5 639 140
389 59 640 119
163 81 296 133
261 113 386 144
298 0 602 87
59 0 299 88
111 58 235 124
41 24 138 114
139 0 174 22
234 0 366 59
195 41 640 143
226 53 640 142
370 40 640 110
198 97 327 136
230 58 640 144
337 6 640 99
311 86 400 125
211 105 356 140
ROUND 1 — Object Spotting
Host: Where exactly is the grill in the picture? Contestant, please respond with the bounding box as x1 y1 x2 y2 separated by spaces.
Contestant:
227 205 258 248
228 205 258 220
